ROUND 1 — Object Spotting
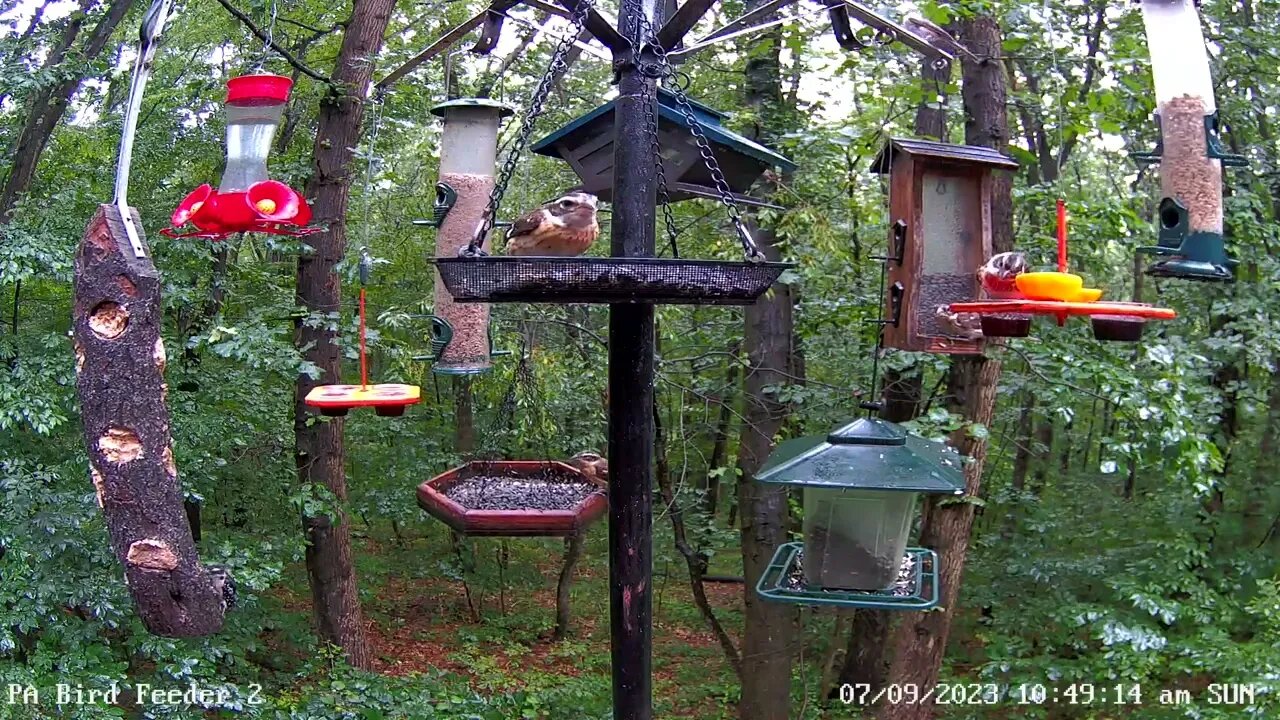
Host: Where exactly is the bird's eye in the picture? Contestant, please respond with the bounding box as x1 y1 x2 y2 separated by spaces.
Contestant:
560 199 574 209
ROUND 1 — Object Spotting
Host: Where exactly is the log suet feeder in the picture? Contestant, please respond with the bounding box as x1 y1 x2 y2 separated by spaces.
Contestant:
530 87 796 209
753 418 963 608
870 138 1018 354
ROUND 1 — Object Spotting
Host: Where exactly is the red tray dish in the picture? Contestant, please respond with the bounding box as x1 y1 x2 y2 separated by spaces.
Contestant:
948 300 1176 320
417 460 608 537
304 383 421 416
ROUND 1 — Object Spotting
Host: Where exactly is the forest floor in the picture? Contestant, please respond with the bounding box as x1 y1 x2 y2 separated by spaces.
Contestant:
266 522 748 718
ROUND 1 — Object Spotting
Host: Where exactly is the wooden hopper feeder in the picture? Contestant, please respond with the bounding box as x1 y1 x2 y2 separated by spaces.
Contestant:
417 460 607 537
530 88 796 209
870 138 1019 354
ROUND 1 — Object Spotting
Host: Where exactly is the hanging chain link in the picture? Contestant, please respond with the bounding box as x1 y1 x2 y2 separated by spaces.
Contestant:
637 19 764 263
641 67 681 258
463 0 596 257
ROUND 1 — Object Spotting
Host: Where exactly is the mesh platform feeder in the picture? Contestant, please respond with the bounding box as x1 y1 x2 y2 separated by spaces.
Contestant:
71 0 233 637
1131 0 1246 281
753 419 963 609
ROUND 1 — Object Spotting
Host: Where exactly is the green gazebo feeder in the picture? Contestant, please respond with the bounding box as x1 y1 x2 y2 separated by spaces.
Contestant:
754 418 964 610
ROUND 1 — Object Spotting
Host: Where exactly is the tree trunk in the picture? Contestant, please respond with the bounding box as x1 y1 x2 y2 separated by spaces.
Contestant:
292 0 397 669
701 347 740 518
1002 393 1036 538
878 16 1010 719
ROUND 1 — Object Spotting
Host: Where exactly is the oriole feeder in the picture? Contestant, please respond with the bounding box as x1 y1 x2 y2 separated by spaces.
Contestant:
870 138 1019 354
163 75 315 239
1133 0 1245 281
417 460 607 537
755 418 963 596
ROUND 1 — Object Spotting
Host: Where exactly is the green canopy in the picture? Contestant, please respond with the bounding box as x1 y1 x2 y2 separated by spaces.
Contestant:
755 418 965 494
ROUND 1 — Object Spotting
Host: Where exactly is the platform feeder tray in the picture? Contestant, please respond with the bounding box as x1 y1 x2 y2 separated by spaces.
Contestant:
417 460 608 537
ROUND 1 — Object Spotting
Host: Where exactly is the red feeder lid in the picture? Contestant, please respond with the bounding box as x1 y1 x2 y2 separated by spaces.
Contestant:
226 74 293 106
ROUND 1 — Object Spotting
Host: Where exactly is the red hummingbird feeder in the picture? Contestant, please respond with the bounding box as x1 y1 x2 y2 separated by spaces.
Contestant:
949 200 1177 342
163 74 316 239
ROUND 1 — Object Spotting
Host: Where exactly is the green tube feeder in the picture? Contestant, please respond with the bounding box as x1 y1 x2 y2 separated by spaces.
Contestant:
753 418 964 608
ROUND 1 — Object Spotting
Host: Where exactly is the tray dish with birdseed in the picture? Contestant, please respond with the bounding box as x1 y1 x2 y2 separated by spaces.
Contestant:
416 460 607 537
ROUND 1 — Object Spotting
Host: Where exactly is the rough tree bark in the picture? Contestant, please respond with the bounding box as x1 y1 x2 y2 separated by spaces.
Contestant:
293 0 397 668
73 206 229 637
878 16 1011 720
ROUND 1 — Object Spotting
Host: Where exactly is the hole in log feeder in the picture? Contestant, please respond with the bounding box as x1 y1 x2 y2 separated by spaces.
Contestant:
126 539 179 572
98 427 144 464
90 466 106 507
154 338 166 373
74 340 85 374
162 446 177 478
89 301 129 339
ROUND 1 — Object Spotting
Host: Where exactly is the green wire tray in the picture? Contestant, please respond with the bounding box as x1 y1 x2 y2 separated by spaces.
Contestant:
755 542 939 610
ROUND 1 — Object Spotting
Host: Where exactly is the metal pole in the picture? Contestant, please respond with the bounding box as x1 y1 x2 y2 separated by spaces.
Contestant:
609 0 658 715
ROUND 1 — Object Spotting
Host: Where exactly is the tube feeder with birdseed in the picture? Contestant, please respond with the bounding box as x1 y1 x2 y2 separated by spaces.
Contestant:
948 200 1178 342
752 418 963 608
162 75 316 240
420 99 513 373
1132 0 1245 281
417 460 607 537
870 138 1019 354
304 252 421 416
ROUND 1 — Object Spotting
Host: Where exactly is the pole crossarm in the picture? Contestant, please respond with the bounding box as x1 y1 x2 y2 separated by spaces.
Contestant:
552 0 630 52
474 0 524 54
655 0 718 49
824 0 952 63
375 9 492 92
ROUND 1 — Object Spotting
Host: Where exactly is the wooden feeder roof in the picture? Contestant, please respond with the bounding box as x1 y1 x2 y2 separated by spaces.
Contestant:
532 88 797 173
870 137 1019 174
754 418 964 494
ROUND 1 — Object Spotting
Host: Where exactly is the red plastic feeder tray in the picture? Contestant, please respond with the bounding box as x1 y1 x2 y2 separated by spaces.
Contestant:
947 300 1177 342
417 461 608 537
304 383 421 416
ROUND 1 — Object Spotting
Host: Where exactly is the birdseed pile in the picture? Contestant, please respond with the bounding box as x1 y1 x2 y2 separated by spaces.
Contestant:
434 172 494 371
1158 94 1222 234
917 272 976 337
444 468 599 511
785 546 918 597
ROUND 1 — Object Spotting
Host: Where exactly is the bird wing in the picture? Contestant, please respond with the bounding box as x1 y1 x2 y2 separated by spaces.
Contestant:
506 208 546 240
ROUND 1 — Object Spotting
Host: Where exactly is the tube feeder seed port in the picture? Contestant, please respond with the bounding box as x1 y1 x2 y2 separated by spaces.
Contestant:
752 418 964 609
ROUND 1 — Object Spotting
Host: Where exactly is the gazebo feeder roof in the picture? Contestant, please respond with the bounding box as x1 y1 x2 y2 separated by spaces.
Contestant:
530 88 796 209
756 418 964 495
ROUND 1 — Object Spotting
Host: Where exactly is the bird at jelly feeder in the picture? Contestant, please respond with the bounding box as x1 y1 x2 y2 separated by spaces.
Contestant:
503 192 600 256
977 251 1028 299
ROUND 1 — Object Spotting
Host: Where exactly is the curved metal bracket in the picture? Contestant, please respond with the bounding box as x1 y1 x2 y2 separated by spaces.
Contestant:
433 182 458 227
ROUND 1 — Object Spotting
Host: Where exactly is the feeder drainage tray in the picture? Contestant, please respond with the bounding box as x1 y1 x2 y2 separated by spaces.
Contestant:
755 542 939 610
434 256 792 305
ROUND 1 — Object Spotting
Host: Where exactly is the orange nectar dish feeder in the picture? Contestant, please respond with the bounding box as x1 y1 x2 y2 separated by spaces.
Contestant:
948 200 1177 342
305 251 421 417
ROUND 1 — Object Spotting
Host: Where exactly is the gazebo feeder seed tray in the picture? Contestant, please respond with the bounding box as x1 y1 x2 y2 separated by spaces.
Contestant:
417 460 607 537
434 256 792 305
755 542 939 610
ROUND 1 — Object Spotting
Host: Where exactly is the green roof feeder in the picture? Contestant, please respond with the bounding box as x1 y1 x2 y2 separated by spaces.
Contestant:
754 418 964 607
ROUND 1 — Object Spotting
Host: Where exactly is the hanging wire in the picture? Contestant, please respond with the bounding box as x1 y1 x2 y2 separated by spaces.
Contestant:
254 0 280 72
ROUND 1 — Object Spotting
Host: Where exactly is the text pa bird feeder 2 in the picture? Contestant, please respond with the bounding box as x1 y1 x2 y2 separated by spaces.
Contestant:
530 88 796 209
304 253 421 416
753 418 963 607
417 460 607 537
423 99 513 374
870 138 1019 354
1133 0 1245 281
163 75 315 240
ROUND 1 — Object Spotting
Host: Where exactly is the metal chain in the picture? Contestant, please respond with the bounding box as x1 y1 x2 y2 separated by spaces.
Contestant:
637 21 764 262
463 0 596 256
640 63 681 258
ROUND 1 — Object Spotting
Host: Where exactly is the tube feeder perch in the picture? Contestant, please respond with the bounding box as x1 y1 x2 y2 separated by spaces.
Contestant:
423 98 513 373
163 75 316 239
417 460 607 536
870 138 1019 354
752 418 963 608
530 88 796 210
1132 0 1245 281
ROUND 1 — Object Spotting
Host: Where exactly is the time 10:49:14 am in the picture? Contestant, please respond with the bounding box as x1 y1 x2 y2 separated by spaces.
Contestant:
1016 684 1143 705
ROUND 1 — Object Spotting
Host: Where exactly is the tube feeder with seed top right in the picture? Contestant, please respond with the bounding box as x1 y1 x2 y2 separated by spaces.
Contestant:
1134 0 1246 281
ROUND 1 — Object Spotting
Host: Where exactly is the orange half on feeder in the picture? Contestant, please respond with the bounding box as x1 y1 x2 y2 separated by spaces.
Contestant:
304 250 421 417
949 201 1177 342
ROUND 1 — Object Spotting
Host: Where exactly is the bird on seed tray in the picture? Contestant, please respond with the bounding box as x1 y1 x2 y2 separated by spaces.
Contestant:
503 192 600 256
568 451 608 486
977 251 1029 298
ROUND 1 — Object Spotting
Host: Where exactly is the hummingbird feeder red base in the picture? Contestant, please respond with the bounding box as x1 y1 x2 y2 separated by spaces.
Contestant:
303 383 421 416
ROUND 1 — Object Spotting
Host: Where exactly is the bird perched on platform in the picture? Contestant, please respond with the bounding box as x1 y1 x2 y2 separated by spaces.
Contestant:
568 451 608 486
978 251 1029 298
504 192 600 256
935 305 983 340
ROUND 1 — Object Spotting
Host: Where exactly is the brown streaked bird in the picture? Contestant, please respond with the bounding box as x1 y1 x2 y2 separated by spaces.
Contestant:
504 192 600 257
568 451 609 486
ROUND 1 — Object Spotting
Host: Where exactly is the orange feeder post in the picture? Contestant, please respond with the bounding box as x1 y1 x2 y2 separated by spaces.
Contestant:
305 251 421 416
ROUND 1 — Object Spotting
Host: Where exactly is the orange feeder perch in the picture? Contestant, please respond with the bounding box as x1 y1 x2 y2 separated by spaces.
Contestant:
949 201 1177 342
305 252 421 416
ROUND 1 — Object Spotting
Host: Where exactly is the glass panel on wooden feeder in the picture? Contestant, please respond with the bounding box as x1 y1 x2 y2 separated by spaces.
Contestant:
755 418 964 592
1136 1 1240 281
871 139 1019 354
530 88 796 209
221 74 292 192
